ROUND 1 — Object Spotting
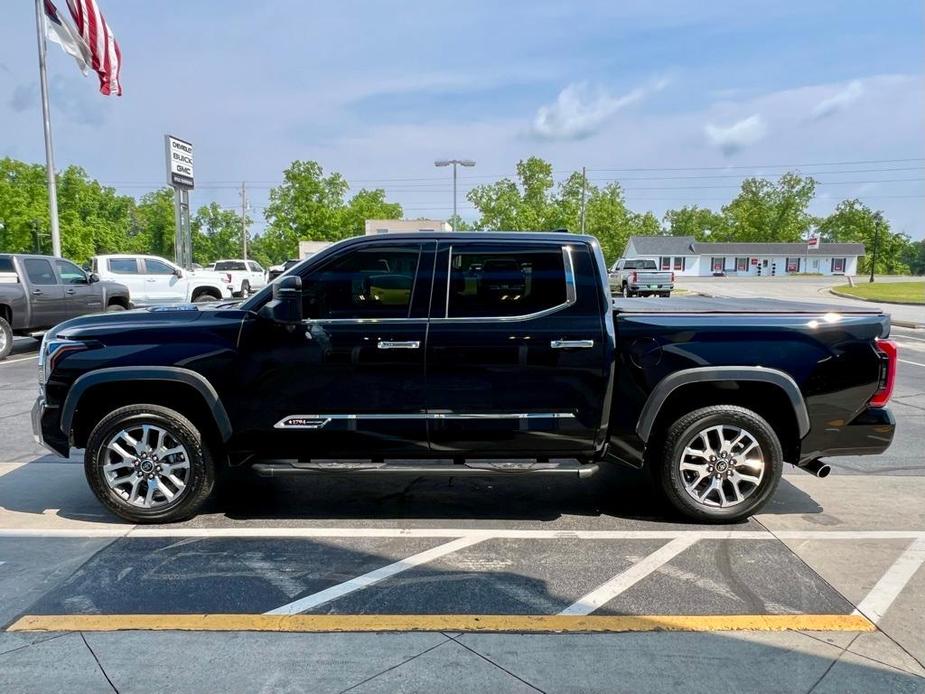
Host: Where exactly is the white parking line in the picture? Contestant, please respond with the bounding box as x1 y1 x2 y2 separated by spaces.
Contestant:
0 528 923 540
0 355 39 366
853 536 925 624
560 536 699 616
899 359 925 368
264 535 486 616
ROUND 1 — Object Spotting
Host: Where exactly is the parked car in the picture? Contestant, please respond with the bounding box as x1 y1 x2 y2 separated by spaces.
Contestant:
90 255 233 306
212 259 267 297
267 258 300 283
0 254 130 360
34 233 896 523
609 258 674 297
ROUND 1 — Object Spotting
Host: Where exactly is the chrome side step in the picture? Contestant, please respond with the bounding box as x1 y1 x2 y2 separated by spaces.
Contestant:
252 459 599 479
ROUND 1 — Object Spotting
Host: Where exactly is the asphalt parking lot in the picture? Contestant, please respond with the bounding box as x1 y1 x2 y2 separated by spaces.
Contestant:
0 315 924 693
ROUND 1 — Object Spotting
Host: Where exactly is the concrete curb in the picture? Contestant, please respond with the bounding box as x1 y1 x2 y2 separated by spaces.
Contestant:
829 288 925 307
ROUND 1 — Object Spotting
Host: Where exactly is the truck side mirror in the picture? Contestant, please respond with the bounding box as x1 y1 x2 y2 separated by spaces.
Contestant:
259 275 303 324
88 272 100 284
174 268 184 278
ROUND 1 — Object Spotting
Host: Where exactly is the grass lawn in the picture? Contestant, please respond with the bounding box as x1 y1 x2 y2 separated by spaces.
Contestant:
835 281 925 304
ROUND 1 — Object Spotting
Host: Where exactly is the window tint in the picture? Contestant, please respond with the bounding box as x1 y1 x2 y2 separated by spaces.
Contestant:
0 257 14 273
108 258 138 274
447 245 567 318
301 245 420 320
24 258 57 285
55 259 87 284
214 261 246 271
624 259 657 270
145 259 176 275
247 261 263 272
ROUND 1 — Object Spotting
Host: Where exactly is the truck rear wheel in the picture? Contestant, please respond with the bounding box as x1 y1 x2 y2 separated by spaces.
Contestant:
84 404 215 523
0 317 12 360
657 405 782 522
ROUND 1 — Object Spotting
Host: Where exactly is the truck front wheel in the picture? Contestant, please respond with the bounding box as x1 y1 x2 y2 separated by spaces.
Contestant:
0 316 12 360
84 404 215 523
657 405 783 522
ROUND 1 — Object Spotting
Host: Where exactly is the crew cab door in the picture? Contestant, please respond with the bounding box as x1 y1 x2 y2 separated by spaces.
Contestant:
20 257 67 328
235 240 435 458
104 258 145 304
54 259 103 318
142 258 185 304
425 240 606 457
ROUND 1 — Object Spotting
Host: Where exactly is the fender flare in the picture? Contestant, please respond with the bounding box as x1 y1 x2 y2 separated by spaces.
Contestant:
61 366 232 441
635 366 810 443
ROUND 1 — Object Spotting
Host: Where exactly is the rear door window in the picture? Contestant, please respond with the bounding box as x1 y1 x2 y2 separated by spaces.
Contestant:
446 245 569 318
108 258 139 274
23 258 58 285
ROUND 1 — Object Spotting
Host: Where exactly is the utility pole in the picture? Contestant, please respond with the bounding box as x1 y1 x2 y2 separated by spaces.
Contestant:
435 159 475 231
239 181 249 260
33 0 61 257
869 213 882 283
579 166 588 234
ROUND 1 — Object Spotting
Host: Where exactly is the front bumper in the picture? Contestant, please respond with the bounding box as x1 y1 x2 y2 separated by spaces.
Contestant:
32 395 69 457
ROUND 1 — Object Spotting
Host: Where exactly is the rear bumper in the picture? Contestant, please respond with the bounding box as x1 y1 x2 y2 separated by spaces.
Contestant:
800 406 895 462
31 395 69 457
629 283 674 292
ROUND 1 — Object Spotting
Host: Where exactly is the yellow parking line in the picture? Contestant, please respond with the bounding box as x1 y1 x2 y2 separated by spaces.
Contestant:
7 613 875 633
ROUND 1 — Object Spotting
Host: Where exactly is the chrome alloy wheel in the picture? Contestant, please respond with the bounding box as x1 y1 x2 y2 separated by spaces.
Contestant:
679 424 765 508
102 424 190 509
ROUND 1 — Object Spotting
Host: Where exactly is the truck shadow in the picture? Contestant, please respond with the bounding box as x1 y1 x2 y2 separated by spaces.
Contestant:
0 458 822 526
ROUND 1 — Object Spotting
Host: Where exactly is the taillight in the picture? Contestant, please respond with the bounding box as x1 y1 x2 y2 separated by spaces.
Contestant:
670 271 675 282
869 338 898 407
631 271 637 283
224 273 232 284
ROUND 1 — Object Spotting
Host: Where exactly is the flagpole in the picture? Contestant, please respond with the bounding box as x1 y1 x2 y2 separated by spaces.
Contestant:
33 0 62 258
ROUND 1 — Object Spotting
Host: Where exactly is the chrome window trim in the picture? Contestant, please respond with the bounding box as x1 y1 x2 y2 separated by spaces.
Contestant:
274 412 576 428
436 243 576 324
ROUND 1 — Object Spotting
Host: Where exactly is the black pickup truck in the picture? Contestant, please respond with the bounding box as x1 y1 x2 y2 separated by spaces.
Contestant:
32 233 897 523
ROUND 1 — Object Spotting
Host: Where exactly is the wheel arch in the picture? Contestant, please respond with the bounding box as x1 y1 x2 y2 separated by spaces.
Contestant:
63 367 232 449
637 367 809 462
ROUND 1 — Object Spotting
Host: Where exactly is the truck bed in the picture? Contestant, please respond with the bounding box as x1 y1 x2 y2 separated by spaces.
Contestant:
612 296 884 315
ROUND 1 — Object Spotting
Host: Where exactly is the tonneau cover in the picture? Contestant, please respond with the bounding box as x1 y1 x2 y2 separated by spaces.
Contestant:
612 296 883 315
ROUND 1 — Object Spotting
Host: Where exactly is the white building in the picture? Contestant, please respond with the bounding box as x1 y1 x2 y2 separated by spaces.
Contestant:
364 219 451 235
297 240 333 259
622 236 864 277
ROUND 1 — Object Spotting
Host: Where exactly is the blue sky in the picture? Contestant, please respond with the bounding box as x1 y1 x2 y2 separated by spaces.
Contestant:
1 1 923 238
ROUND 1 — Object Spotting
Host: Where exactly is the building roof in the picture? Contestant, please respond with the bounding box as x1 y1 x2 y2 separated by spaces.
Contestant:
626 235 864 256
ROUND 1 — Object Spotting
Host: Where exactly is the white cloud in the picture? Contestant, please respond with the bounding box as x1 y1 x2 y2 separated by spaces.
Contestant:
530 78 669 141
704 114 767 156
810 80 864 120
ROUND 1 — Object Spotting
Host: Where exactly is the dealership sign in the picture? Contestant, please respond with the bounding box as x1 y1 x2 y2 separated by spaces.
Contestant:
165 135 194 189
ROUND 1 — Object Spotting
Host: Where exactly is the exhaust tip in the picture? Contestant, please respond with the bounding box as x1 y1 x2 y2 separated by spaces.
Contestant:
815 464 831 479
799 460 832 478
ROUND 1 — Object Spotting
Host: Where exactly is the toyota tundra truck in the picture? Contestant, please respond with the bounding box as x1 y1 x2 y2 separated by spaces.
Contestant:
32 233 896 523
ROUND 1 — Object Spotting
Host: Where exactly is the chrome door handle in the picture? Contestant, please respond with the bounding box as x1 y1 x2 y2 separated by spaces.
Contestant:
377 340 421 350
65 289 76 295
550 339 594 349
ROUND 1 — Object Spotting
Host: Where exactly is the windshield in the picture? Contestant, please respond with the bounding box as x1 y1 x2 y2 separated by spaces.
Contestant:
624 259 658 270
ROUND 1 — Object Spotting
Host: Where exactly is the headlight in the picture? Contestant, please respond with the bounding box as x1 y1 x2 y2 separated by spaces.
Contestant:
38 336 86 386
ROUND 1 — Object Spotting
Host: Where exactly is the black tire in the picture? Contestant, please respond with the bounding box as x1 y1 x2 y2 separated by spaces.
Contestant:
239 280 250 298
0 317 12 360
106 302 126 312
657 405 783 523
621 283 633 298
85 404 215 523
661 292 671 298
192 290 220 303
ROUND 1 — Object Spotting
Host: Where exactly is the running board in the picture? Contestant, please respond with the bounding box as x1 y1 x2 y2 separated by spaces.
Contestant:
252 460 599 478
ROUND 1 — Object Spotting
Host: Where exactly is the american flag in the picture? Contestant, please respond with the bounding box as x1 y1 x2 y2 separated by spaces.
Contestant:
64 0 122 96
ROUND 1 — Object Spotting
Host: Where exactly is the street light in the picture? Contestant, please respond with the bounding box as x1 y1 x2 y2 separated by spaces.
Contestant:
435 159 475 231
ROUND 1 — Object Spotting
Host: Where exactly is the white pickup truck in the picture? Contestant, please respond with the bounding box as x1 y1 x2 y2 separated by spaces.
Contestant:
212 259 267 297
91 255 234 306
608 258 674 297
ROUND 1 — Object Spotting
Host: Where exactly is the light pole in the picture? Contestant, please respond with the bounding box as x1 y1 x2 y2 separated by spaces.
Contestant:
435 159 475 231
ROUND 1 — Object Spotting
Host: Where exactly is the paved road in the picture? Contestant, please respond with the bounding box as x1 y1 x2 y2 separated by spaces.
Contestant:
0 332 923 692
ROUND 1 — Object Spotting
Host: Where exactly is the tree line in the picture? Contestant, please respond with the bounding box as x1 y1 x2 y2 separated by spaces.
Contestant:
0 155 921 274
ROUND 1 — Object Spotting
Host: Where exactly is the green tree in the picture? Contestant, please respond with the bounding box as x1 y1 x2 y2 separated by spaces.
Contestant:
131 189 176 259
722 173 816 242
900 239 925 276
337 188 403 240
467 157 558 230
192 203 250 263
819 200 909 275
0 158 50 253
664 206 727 240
